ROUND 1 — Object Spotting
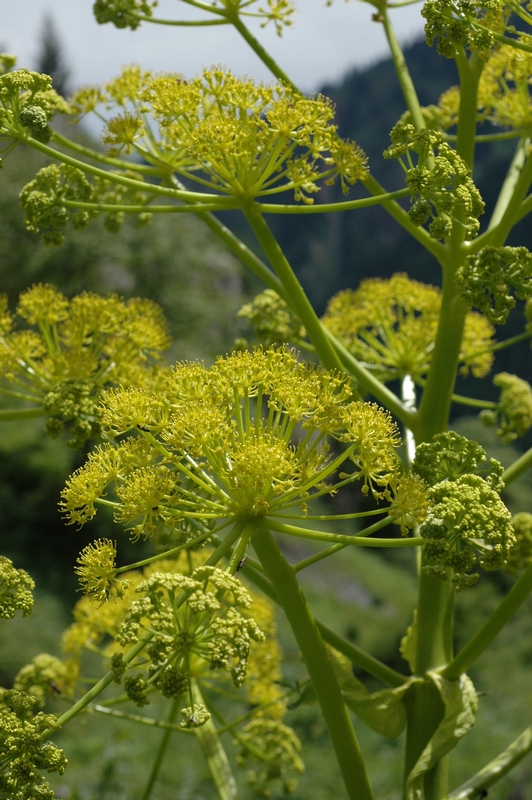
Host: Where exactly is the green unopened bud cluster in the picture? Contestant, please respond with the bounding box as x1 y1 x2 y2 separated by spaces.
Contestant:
413 432 514 589
385 124 484 240
0 689 66 800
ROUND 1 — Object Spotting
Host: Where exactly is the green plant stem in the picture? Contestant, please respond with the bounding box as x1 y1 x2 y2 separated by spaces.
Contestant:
24 135 235 205
228 14 298 92
415 297 468 438
323 330 413 425
381 6 426 131
139 16 228 26
93 704 184 730
192 681 239 800
449 725 532 799
218 541 407 687
405 256 466 798
243 203 347 374
62 199 240 214
441 561 532 680
362 175 445 259
263 516 423 548
40 629 155 737
0 408 47 420
254 188 412 214
251 526 375 800
487 136 532 231
140 699 180 800
454 51 483 169
501 446 532 486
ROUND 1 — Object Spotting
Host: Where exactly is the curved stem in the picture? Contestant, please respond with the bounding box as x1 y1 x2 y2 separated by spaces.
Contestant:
0 408 47 421
251 526 375 800
449 725 532 800
501 446 532 486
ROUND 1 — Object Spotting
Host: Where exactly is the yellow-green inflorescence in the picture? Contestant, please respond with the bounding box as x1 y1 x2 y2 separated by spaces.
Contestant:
0 556 34 619
239 275 495 382
480 372 532 443
0 283 170 447
413 431 515 589
62 549 303 795
60 345 428 543
69 65 368 203
0 689 66 800
384 124 484 241
0 57 70 154
93 0 296 35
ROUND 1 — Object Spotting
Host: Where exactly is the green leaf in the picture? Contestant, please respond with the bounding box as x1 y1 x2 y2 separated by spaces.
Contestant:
406 672 478 800
400 611 418 673
331 648 415 738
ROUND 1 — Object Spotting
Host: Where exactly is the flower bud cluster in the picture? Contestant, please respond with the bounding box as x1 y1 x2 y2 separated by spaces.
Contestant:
93 0 157 29
236 718 304 797
0 689 66 800
480 372 532 443
455 245 532 325
0 283 170 448
0 65 70 150
13 654 68 710
19 164 152 245
384 123 484 240
0 556 34 619
421 0 506 58
505 512 532 576
62 549 294 773
413 432 514 588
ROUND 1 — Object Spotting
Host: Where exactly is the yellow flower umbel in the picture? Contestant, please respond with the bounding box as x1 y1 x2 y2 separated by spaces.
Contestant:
62 549 304 794
322 274 495 382
60 346 411 546
71 65 368 204
0 283 170 447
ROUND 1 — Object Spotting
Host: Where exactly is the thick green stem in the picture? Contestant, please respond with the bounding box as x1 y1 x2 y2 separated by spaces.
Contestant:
414 267 468 441
251 527 374 800
192 681 239 800
442 562 532 680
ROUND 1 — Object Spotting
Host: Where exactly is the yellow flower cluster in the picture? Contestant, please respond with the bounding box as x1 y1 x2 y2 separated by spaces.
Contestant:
72 66 368 203
322 274 495 382
0 284 170 447
61 347 413 545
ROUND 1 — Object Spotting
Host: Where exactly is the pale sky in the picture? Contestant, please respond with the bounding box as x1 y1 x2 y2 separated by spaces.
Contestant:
3 0 426 95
